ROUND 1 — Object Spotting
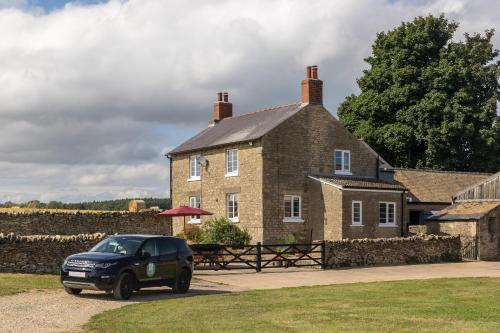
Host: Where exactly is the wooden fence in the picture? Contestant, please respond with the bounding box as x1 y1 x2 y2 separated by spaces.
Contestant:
190 242 325 272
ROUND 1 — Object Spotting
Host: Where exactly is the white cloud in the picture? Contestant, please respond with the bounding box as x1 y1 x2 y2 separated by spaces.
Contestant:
0 0 498 202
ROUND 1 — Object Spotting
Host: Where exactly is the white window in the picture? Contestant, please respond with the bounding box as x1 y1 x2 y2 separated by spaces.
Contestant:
379 202 396 226
226 149 238 176
334 150 351 175
189 155 201 180
283 195 303 222
227 193 239 222
352 201 362 225
189 196 201 224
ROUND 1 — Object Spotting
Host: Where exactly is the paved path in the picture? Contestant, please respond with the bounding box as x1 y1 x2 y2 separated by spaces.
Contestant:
195 261 500 290
0 280 242 333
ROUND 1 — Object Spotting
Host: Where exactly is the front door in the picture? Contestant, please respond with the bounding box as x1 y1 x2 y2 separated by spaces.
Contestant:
136 239 162 283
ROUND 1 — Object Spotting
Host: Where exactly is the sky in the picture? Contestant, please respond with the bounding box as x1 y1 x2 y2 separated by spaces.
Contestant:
0 0 499 203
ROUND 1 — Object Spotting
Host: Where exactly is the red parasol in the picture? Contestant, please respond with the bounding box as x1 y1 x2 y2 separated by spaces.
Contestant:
158 205 213 233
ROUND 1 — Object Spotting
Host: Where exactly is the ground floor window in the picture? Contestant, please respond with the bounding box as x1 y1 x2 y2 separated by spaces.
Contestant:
189 196 201 223
284 195 303 222
379 202 396 225
227 193 239 222
351 201 362 225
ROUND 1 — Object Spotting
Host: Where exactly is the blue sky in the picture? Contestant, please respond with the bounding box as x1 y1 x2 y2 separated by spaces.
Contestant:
0 0 498 203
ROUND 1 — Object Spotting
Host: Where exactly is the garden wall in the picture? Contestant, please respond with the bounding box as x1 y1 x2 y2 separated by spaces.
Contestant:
0 208 171 236
0 233 106 274
324 235 461 268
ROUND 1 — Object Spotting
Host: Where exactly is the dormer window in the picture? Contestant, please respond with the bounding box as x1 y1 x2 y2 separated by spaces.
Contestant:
189 155 201 180
335 150 351 175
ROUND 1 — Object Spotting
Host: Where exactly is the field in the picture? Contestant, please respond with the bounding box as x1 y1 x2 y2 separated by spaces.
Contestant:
0 273 60 296
86 277 500 333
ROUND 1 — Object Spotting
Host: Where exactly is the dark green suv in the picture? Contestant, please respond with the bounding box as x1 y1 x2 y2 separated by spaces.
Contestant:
61 235 194 300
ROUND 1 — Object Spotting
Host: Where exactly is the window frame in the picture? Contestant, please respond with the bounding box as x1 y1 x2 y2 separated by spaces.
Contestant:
188 196 201 224
283 195 304 223
379 202 397 226
188 155 201 181
351 200 363 226
225 149 239 177
226 193 239 223
334 149 351 175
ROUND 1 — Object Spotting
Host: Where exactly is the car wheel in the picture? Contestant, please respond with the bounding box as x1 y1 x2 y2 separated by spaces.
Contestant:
64 287 82 295
113 272 134 300
172 268 191 294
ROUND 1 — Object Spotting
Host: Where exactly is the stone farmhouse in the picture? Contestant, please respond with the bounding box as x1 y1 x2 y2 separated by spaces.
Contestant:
168 66 409 243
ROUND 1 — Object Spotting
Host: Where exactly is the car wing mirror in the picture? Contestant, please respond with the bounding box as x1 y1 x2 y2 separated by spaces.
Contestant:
141 251 151 260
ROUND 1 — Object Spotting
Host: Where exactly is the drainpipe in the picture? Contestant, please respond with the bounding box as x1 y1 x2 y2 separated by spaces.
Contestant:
401 190 405 237
166 154 173 235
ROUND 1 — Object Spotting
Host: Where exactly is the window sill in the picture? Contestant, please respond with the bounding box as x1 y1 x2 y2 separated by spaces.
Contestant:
335 171 352 176
225 172 238 178
229 217 240 223
283 218 304 223
350 224 364 227
379 224 398 228
187 177 201 182
188 220 201 224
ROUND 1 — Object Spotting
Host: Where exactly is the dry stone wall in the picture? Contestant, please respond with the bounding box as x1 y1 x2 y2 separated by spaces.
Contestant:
0 233 106 274
324 235 461 268
0 209 171 235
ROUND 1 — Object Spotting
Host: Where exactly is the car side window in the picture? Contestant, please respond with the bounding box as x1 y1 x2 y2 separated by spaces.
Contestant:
142 239 159 257
159 239 177 256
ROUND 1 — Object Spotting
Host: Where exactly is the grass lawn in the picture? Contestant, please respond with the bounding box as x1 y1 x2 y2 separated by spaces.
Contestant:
86 277 500 333
0 273 60 296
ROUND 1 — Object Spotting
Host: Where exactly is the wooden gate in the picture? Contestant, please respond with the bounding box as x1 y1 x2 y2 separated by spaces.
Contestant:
462 239 478 260
190 242 326 272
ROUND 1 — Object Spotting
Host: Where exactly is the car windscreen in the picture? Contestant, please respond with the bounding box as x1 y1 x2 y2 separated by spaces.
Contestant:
90 237 143 255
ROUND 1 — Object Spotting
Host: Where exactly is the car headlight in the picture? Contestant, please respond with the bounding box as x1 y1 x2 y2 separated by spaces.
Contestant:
63 258 69 266
95 262 118 269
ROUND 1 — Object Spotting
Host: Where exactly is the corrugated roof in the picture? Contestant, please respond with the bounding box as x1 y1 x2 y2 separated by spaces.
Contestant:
394 169 490 203
427 201 500 221
311 175 406 191
169 103 303 154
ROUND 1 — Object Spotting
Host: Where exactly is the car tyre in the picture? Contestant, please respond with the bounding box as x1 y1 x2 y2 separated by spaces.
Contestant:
64 287 82 295
172 268 191 294
113 272 134 300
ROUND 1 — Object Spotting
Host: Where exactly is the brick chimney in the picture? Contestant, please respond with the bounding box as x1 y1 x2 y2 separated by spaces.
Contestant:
301 65 323 105
213 91 233 123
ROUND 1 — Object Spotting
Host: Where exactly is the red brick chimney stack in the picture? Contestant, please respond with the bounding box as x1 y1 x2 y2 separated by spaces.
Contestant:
301 65 323 105
213 91 233 122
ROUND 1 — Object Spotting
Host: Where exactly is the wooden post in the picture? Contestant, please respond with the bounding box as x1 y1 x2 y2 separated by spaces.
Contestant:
321 240 327 269
256 242 262 272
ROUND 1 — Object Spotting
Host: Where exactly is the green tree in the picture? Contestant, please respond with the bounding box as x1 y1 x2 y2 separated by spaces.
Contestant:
199 217 251 245
338 15 500 172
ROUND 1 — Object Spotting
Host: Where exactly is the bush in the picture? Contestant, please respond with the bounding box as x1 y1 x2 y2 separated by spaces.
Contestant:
175 224 202 243
199 217 251 245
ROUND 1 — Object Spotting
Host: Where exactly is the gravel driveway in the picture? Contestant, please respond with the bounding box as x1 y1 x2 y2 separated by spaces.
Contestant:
0 281 243 333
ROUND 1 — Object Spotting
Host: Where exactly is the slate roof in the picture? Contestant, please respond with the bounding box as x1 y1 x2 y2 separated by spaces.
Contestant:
427 201 500 221
311 175 406 191
393 169 491 203
169 102 303 154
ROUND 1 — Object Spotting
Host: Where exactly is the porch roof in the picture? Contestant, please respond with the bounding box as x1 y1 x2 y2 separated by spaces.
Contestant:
427 201 500 221
310 175 406 192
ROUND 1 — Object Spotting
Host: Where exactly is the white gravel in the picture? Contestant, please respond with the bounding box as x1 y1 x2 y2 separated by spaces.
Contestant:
0 281 242 333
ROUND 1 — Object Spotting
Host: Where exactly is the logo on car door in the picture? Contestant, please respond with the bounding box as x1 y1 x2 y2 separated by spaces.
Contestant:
146 262 156 277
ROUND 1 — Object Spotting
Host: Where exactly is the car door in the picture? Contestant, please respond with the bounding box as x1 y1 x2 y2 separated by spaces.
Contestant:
158 238 178 281
136 238 161 283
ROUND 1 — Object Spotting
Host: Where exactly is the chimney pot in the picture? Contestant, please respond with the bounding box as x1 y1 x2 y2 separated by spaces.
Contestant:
213 91 233 123
301 65 323 105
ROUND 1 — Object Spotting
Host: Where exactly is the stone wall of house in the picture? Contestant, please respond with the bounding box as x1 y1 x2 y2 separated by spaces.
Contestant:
478 206 499 260
0 233 106 274
170 141 264 242
426 220 477 245
341 190 404 239
261 104 380 244
0 209 171 236
325 235 461 268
